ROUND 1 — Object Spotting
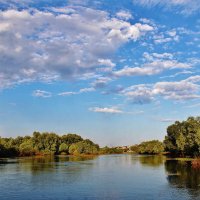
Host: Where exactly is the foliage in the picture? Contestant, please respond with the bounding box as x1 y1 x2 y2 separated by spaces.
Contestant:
130 140 164 154
19 139 35 156
164 117 200 157
0 132 99 157
130 145 139 153
99 146 124 154
69 140 99 155
59 143 69 154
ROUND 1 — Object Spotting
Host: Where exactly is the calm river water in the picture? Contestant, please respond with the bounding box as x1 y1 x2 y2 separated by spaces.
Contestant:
0 154 200 200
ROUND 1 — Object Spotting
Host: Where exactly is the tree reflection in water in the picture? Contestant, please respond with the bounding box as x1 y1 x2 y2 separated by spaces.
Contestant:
138 155 165 167
17 156 96 173
165 159 200 197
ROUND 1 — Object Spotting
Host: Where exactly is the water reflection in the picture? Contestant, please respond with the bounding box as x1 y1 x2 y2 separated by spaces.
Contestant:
0 158 18 165
165 159 200 198
138 155 165 167
17 155 97 173
0 155 200 200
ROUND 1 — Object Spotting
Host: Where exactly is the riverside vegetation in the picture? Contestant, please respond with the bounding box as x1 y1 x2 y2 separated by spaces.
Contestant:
0 132 124 157
0 116 200 158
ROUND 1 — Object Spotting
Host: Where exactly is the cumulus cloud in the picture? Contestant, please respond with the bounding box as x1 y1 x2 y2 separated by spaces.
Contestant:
91 77 112 88
97 59 116 72
121 75 200 104
153 32 179 44
0 7 154 89
116 10 133 20
143 52 174 61
112 60 190 77
153 81 199 100
32 90 52 98
185 75 200 83
152 53 173 59
98 59 116 67
122 84 155 104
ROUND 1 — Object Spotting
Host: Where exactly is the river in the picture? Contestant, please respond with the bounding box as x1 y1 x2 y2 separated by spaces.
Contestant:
0 154 199 200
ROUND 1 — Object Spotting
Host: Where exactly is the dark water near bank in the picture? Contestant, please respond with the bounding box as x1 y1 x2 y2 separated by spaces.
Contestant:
0 154 200 200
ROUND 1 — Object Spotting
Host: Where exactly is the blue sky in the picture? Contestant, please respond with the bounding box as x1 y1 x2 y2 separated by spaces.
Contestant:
0 0 199 146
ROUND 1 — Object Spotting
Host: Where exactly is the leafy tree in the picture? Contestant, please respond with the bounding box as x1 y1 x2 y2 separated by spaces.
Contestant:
59 143 69 154
130 145 139 153
164 117 200 157
19 139 35 156
69 141 99 155
61 134 83 145
137 140 164 154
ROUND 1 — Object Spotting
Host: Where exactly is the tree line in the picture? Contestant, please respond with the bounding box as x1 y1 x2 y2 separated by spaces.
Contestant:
0 132 124 157
0 132 100 157
0 116 200 157
130 116 200 157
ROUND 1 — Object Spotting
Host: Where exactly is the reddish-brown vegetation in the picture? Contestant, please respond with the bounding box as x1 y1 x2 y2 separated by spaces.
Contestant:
192 159 200 169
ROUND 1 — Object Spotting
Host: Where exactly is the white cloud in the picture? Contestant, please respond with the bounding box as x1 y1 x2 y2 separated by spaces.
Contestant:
97 59 116 72
116 10 133 20
122 84 154 104
135 23 154 31
89 106 123 114
185 75 200 83
152 53 173 59
58 91 77 96
154 37 172 44
143 52 174 62
0 22 10 32
79 87 95 93
153 81 199 100
121 75 200 104
0 7 154 89
160 70 194 79
58 87 95 96
89 106 144 115
32 90 52 98
98 59 116 67
139 18 152 24
167 30 176 37
132 0 200 15
91 77 112 88
113 60 190 77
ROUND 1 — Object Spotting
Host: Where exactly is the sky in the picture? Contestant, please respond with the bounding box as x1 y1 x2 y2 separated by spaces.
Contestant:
0 0 199 146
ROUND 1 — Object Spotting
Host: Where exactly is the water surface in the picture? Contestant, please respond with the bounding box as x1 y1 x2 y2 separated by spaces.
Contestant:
0 154 199 200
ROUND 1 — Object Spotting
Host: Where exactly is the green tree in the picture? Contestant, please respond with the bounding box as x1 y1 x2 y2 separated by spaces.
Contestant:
69 141 99 155
59 143 69 154
19 139 35 156
164 117 200 157
137 140 164 154
0 132 99 157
